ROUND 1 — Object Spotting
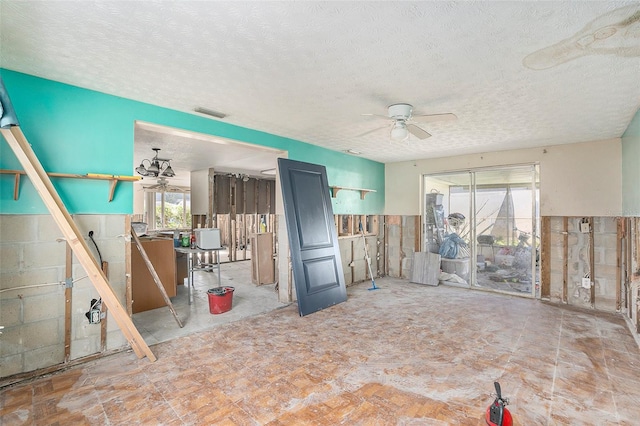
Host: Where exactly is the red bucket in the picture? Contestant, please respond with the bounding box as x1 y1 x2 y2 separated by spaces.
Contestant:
207 287 234 314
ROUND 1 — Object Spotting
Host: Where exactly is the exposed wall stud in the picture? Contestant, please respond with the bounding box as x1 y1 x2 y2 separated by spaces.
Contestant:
100 261 109 351
541 216 551 298
563 217 568 303
617 218 623 312
125 215 133 316
64 243 73 363
589 217 595 307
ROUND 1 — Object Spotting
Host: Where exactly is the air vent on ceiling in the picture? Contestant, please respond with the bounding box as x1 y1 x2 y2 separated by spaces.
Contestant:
194 107 227 119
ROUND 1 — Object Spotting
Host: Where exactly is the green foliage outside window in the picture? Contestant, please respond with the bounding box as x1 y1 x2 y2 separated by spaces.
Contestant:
152 191 191 229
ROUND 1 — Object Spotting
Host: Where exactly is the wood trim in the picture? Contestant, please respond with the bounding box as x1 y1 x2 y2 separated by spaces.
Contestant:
541 216 551 298
1 126 155 362
562 217 568 303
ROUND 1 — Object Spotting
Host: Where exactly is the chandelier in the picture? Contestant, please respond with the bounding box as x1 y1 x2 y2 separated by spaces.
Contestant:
135 148 175 178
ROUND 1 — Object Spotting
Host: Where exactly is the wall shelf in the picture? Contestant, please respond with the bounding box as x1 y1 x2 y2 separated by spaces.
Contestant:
0 169 141 202
329 185 376 200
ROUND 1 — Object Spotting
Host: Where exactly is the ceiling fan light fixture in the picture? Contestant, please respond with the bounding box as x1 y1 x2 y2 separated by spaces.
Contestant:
147 161 160 174
161 163 175 177
136 148 176 178
135 164 149 176
390 122 409 141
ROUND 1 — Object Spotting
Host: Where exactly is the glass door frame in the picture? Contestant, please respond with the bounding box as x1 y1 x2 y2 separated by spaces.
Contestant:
422 163 539 298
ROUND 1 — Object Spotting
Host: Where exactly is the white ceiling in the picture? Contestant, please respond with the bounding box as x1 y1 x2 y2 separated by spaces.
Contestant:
134 121 284 186
1 1 639 183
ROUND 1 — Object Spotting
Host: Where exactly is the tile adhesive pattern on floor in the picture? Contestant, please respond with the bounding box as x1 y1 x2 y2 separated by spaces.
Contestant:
2 278 640 425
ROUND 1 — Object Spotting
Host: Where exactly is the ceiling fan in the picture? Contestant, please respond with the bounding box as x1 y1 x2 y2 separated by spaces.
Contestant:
142 177 187 193
360 103 457 141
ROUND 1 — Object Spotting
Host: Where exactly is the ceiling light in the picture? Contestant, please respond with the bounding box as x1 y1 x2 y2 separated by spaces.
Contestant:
390 122 409 141
194 107 227 119
345 149 362 155
135 148 176 178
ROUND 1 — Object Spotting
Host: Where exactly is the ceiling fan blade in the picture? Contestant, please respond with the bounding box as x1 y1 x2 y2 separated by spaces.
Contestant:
356 125 389 138
407 124 431 140
411 113 457 123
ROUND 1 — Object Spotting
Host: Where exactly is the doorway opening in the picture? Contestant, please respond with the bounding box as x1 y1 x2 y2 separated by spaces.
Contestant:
424 164 540 296
131 121 289 342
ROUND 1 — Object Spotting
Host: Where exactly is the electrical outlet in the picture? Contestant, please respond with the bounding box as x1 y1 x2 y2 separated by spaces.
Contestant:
89 309 101 324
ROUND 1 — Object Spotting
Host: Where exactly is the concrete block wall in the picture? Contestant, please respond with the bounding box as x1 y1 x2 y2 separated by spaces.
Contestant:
0 214 128 378
547 217 620 313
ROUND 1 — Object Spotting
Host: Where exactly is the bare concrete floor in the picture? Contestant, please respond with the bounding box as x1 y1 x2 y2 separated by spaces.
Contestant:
132 260 288 345
2 278 640 425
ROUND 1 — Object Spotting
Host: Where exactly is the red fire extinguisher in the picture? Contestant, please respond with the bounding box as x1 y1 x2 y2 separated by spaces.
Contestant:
485 381 513 426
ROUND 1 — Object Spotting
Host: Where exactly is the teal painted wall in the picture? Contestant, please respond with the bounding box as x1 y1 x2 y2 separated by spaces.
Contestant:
0 70 384 215
622 107 640 216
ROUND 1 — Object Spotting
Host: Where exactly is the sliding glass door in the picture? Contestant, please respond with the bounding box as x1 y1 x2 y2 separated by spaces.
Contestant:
474 166 539 296
423 165 539 296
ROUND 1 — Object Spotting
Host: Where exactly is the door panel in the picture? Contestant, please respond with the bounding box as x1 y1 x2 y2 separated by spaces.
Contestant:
278 158 347 316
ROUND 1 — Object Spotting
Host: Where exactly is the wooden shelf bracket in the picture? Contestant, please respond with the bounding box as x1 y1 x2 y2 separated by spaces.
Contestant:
330 185 376 200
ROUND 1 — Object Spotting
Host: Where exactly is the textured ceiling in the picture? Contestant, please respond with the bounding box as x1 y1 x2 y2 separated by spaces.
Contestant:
1 1 639 178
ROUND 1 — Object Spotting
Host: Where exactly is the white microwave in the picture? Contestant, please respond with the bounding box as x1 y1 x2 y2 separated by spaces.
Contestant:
194 228 221 250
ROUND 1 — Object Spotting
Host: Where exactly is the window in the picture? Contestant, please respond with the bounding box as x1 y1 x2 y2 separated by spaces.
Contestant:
144 189 191 230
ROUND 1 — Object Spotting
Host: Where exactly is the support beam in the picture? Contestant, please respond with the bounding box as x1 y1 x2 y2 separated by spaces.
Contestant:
1 126 155 362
